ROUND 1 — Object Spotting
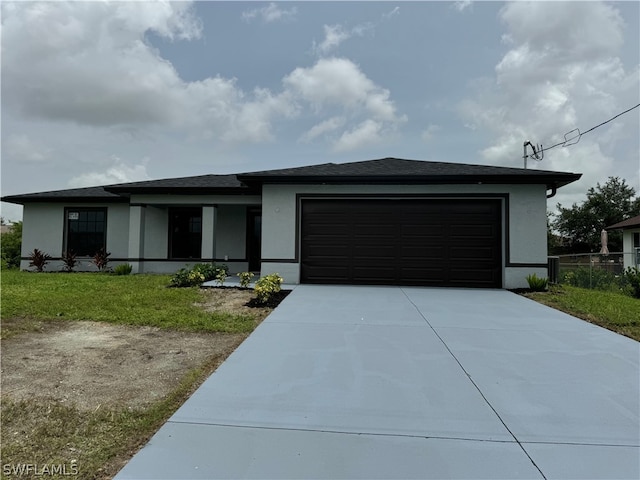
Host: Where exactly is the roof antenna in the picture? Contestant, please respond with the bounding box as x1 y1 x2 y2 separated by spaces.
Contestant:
523 141 543 169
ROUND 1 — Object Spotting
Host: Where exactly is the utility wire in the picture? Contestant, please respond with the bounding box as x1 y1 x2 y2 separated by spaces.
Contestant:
540 103 640 155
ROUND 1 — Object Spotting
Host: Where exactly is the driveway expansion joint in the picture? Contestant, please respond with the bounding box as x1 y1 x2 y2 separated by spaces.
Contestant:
167 419 522 444
400 287 548 479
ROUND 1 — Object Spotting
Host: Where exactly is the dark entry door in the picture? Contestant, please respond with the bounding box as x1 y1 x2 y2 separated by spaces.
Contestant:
247 209 262 272
169 207 202 259
300 199 501 288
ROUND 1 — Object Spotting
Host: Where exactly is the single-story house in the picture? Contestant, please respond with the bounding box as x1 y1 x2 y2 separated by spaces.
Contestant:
607 215 640 268
2 157 581 289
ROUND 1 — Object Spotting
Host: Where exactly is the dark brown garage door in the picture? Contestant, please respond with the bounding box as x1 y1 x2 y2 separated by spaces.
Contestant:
300 199 502 288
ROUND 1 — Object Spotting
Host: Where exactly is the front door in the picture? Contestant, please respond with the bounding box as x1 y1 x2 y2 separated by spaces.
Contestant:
247 209 262 272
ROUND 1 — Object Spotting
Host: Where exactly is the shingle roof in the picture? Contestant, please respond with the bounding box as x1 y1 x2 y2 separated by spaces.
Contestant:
2 157 582 204
104 174 251 194
1 186 126 204
606 215 640 230
238 157 581 189
2 175 254 204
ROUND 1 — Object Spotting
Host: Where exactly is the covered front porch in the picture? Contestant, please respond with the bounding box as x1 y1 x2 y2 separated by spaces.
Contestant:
126 195 262 275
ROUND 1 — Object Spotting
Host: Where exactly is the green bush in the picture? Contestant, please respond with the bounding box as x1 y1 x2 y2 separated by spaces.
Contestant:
191 263 228 282
254 273 284 304
526 273 548 292
237 271 255 288
1 221 22 269
169 263 228 288
561 266 623 291
623 267 640 299
114 263 133 276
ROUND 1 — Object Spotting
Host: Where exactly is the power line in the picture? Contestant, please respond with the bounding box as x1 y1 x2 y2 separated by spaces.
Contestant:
524 103 640 167
541 103 640 155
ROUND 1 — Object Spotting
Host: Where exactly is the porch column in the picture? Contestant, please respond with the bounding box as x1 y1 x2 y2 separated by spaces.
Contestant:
128 204 146 273
201 205 217 262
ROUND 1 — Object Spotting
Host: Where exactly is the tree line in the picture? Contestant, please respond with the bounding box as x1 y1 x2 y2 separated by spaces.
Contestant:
550 177 640 254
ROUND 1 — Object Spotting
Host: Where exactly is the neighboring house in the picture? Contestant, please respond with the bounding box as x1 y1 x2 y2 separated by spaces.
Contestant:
607 215 640 269
2 157 581 289
0 224 14 235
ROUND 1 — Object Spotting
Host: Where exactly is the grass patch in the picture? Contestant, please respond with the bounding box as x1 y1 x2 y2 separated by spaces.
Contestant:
0 270 258 337
1 354 226 480
525 285 640 341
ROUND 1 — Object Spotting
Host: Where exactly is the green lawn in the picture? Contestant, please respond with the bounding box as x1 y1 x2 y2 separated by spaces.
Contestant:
0 270 256 336
525 285 640 341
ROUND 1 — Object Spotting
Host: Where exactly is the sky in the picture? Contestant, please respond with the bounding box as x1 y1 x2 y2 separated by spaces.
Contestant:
1 1 639 222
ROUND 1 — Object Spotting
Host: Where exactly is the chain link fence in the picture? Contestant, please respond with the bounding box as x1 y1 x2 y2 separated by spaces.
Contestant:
548 252 637 290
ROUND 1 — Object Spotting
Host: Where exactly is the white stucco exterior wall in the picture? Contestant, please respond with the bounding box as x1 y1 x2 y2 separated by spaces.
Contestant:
20 203 130 271
260 183 549 289
621 229 640 268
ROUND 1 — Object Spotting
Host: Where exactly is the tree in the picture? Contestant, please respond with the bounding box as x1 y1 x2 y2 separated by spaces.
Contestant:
1 221 23 269
552 177 640 253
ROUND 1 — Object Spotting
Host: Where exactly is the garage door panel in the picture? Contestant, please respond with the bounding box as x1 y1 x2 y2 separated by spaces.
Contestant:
301 199 501 287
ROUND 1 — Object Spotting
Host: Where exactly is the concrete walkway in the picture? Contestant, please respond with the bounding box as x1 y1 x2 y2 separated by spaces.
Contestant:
116 285 639 479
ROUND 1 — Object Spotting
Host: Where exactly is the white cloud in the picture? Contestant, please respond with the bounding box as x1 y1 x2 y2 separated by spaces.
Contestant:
242 3 297 23
1 1 297 145
458 1 639 208
421 124 441 143
68 157 151 188
314 25 352 55
300 116 346 143
333 120 383 152
382 7 400 20
284 57 406 149
453 2 473 13
3 134 51 163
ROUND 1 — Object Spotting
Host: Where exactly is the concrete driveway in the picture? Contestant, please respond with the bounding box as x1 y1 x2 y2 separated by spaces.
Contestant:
116 285 639 479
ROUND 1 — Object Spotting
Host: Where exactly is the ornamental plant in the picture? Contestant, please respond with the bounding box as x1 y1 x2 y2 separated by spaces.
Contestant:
28 248 52 272
237 271 255 289
61 250 77 272
91 248 111 272
526 273 548 292
254 273 284 305
114 263 133 275
215 269 227 287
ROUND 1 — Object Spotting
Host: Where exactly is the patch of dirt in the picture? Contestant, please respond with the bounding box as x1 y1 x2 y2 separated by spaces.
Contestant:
0 287 284 411
0 321 245 411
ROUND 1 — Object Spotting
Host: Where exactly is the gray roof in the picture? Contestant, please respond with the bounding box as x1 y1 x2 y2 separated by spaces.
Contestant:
1 185 126 204
238 157 581 188
105 174 249 193
2 157 581 204
606 215 640 230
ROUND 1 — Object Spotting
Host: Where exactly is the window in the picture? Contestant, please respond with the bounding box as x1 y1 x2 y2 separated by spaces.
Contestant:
634 233 640 266
65 208 107 256
169 208 202 259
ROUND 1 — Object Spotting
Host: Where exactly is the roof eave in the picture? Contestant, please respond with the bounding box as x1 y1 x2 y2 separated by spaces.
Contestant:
103 186 259 195
237 173 582 190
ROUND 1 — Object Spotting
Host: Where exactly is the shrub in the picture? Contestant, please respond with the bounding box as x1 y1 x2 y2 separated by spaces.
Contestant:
61 250 77 272
114 263 133 276
561 266 623 291
191 263 228 282
254 273 284 304
623 267 640 299
28 248 52 272
215 269 227 286
1 221 22 269
169 263 229 288
237 271 255 288
91 248 111 272
526 273 548 292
